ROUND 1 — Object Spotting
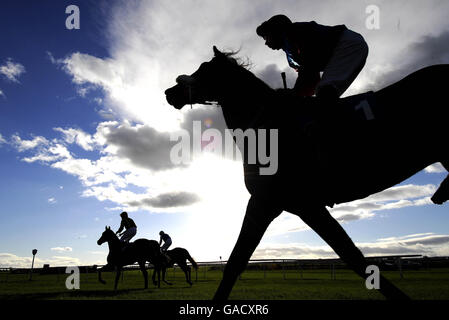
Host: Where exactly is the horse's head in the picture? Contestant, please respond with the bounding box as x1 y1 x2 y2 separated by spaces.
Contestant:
165 46 240 109
97 226 115 245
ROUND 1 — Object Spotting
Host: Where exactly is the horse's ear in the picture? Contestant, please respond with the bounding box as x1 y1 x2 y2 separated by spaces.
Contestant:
213 45 223 57
105 226 108 230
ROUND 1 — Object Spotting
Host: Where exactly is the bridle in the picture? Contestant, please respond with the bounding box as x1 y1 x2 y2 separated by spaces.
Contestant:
175 74 219 108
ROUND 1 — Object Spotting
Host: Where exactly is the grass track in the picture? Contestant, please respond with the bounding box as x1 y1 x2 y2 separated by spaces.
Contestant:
1 267 448 300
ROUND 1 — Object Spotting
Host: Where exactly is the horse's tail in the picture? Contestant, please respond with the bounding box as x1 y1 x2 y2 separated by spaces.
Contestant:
186 251 198 269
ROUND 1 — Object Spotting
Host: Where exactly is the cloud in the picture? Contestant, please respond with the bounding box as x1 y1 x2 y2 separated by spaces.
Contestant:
54 127 96 151
11 135 49 152
47 197 57 204
0 58 25 83
266 184 437 236
425 163 446 173
50 247 73 253
0 88 4 98
0 133 6 144
362 29 449 91
126 191 201 209
254 233 449 259
0 253 80 268
101 123 182 171
256 63 297 90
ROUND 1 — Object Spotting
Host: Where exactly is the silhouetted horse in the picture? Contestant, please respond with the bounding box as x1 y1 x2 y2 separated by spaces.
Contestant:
165 46 449 300
152 247 198 286
97 226 164 290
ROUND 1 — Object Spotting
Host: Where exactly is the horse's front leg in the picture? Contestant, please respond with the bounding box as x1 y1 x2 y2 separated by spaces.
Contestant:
292 205 409 300
114 266 122 291
213 195 282 301
152 264 162 288
139 261 148 289
98 263 114 285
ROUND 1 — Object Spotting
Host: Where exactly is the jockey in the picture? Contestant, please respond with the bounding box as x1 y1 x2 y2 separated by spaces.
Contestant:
256 14 368 109
116 211 137 243
159 231 172 252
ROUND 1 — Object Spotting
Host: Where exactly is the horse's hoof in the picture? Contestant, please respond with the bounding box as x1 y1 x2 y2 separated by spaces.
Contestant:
432 178 449 204
431 194 446 205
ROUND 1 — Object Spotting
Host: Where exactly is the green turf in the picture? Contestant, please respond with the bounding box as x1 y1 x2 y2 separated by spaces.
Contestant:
0 267 448 300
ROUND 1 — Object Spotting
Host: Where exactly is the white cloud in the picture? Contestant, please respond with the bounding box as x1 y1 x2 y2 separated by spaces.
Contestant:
0 59 25 83
0 133 6 144
0 88 4 97
54 127 96 151
50 247 72 253
48 197 57 204
265 184 437 237
0 252 80 268
11 134 49 152
425 163 446 173
253 233 449 259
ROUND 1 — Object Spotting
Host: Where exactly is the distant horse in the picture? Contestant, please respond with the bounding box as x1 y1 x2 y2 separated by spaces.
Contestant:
152 247 198 286
165 46 449 300
97 226 164 290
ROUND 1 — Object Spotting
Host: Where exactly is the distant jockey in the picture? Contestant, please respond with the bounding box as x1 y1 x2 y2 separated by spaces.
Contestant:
159 231 172 252
116 211 137 243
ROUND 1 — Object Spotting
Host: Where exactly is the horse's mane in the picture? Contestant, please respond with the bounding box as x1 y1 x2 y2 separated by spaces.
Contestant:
220 49 252 69
219 50 274 94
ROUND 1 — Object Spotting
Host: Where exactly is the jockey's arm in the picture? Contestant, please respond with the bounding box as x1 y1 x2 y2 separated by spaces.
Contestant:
116 221 124 234
293 66 321 97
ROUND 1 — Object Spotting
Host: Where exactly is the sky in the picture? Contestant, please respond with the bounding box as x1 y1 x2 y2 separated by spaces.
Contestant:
0 0 448 268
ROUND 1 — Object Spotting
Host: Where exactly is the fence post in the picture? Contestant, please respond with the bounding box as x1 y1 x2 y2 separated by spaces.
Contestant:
282 260 286 280
397 258 403 279
298 262 303 279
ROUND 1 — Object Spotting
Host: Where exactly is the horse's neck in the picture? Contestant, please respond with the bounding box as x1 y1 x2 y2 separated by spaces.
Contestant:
107 238 121 253
220 73 273 130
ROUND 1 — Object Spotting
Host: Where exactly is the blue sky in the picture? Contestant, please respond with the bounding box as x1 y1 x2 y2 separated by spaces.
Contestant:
0 0 448 268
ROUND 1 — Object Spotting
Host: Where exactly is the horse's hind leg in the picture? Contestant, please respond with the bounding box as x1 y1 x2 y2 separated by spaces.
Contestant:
292 206 409 300
179 262 192 286
139 261 148 289
213 194 282 301
431 161 449 205
162 266 172 285
152 266 163 287
114 266 122 291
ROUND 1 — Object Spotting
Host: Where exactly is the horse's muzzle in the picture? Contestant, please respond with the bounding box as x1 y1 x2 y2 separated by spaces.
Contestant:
165 85 185 110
